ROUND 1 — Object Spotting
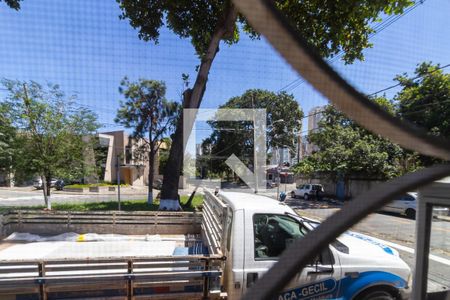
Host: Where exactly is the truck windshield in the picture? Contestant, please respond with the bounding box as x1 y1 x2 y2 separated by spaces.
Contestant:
253 214 308 259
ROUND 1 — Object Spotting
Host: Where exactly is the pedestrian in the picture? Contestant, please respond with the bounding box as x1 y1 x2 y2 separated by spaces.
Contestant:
315 188 322 201
279 192 287 202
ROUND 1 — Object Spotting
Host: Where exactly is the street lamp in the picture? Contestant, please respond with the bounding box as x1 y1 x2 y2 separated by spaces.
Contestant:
115 151 125 211
116 154 121 211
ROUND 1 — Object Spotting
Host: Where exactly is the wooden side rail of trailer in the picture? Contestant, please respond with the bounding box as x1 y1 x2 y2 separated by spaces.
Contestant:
1 210 202 237
0 255 225 300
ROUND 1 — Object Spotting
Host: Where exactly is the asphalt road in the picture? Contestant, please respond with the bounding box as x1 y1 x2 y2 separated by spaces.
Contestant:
287 198 450 293
0 187 149 207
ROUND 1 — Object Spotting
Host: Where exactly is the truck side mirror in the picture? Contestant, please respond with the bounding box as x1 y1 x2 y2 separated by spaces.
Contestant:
307 248 334 275
308 247 334 266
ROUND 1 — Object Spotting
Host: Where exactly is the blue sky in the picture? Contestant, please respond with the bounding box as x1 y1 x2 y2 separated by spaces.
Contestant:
1 0 449 140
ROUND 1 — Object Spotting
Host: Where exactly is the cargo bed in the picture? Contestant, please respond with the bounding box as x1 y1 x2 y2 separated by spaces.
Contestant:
0 191 227 299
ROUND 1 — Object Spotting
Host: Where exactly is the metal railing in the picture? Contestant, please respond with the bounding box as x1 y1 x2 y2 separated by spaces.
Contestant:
202 190 228 256
0 255 224 300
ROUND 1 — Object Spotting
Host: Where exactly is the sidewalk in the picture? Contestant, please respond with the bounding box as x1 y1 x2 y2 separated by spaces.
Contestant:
0 186 36 192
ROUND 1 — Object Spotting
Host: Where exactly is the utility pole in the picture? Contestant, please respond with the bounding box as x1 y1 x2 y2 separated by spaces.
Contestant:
285 174 287 193
209 144 212 178
251 95 258 194
276 147 280 200
116 154 121 211
23 83 50 209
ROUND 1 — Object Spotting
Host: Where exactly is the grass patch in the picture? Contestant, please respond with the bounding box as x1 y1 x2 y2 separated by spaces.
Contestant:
0 195 204 213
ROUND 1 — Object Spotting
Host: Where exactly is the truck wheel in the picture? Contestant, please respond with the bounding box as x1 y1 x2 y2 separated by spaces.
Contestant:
303 194 309 200
406 208 416 219
291 191 296 199
355 287 397 300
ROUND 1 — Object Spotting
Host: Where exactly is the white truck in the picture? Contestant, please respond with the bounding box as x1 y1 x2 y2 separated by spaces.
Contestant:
0 190 411 300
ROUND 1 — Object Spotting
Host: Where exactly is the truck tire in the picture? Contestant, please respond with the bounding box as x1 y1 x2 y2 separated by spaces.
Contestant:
304 193 309 200
291 191 296 198
406 208 416 219
355 286 398 300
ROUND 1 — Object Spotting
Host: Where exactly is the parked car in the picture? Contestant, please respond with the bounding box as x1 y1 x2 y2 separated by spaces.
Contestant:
291 184 324 200
55 179 65 190
33 178 58 189
380 192 449 219
266 181 277 189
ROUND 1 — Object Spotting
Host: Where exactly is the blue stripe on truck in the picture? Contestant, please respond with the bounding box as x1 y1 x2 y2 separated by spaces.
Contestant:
338 271 407 299
278 271 407 300
345 232 395 255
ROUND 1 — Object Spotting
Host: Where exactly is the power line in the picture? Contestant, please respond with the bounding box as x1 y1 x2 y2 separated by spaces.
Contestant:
368 63 450 96
368 1 423 36
97 119 124 128
278 0 426 94
400 101 450 117
277 63 449 121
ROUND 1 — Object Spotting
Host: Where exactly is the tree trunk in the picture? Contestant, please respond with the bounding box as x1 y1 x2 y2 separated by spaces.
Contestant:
159 107 184 210
148 139 155 205
46 173 51 197
185 185 199 209
46 173 52 209
41 175 51 210
160 4 238 210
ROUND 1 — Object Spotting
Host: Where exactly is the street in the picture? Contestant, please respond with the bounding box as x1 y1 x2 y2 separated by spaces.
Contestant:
0 187 150 207
285 197 450 293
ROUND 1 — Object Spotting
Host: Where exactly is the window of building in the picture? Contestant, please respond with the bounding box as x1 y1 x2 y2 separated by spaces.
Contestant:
125 146 132 165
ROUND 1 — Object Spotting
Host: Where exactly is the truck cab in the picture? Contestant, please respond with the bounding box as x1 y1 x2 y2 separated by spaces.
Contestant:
217 191 411 300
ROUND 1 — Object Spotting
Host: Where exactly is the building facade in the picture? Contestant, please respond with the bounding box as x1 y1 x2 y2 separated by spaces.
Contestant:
90 131 167 186
306 106 324 155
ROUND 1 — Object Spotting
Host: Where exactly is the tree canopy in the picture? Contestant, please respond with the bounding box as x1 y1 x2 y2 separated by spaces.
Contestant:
394 62 450 166
117 0 412 63
2 79 100 207
202 89 303 177
396 62 450 137
115 78 179 143
294 99 406 181
115 78 179 205
294 62 450 183
0 104 17 182
0 0 22 10
117 0 414 203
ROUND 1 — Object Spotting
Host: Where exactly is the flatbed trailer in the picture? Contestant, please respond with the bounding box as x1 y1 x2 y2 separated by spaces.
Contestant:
0 191 228 300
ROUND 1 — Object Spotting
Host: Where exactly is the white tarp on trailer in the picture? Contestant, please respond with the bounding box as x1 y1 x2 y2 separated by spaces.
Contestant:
5 232 167 242
0 233 180 260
